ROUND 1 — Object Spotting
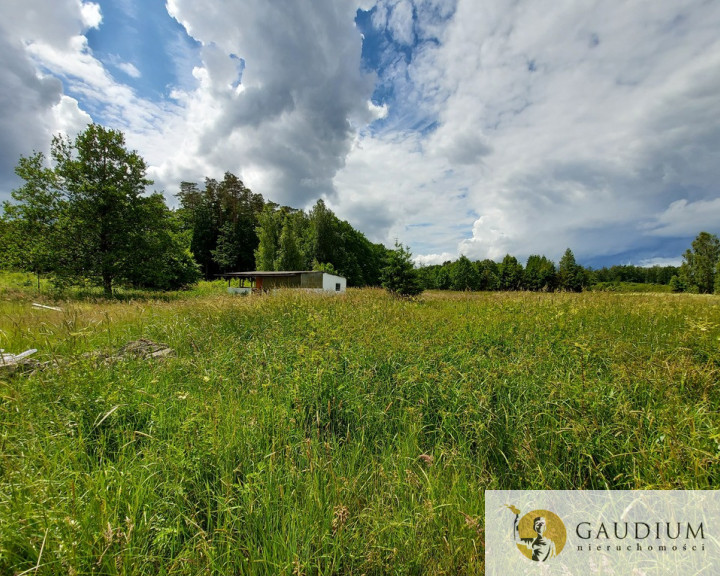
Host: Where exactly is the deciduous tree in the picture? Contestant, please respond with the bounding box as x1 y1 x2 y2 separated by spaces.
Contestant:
1 152 62 286
254 203 282 271
277 211 305 271
4 125 199 294
498 254 524 290
476 259 499 291
450 255 479 291
680 231 720 294
524 255 557 291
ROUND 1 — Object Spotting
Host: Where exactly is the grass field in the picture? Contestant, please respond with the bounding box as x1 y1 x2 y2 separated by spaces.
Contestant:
588 281 674 293
1 275 719 574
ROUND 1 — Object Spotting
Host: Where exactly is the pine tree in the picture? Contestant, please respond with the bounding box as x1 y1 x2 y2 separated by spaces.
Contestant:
381 242 423 297
558 248 584 292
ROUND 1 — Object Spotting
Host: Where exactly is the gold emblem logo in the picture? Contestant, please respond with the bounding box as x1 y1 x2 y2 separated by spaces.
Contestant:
508 506 567 562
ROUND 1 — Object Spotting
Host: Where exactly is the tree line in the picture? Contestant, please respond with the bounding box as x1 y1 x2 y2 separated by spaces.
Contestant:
416 250 590 292
413 232 720 295
418 250 601 292
1 125 717 297
416 253 682 293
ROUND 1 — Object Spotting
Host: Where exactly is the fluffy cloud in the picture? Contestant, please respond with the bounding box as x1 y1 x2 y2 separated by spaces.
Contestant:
0 32 60 189
0 0 166 190
333 0 720 265
51 95 93 137
5 0 97 49
80 2 102 29
646 198 720 238
161 0 377 206
332 131 476 255
3 0 98 150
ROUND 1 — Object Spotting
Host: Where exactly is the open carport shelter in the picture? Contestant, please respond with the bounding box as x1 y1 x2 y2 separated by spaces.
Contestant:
219 271 347 293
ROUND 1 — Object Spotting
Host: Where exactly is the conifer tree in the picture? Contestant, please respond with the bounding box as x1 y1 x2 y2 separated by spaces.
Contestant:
558 248 584 292
381 242 423 297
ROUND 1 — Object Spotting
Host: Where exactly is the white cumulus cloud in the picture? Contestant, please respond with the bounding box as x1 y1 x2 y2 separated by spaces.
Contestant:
80 2 102 29
334 0 720 265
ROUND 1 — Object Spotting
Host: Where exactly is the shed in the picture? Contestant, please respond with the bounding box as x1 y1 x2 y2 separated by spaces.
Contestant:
219 271 347 294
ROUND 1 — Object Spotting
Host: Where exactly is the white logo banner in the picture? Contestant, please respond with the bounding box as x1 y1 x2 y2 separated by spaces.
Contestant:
485 490 719 575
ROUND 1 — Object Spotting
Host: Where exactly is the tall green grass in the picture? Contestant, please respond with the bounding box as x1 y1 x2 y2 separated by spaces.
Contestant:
589 281 673 293
1 284 719 574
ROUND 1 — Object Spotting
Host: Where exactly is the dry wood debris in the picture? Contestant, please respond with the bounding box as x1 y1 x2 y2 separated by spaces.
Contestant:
1 339 174 375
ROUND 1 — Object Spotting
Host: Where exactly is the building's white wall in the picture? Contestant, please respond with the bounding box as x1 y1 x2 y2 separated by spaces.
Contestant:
322 273 346 292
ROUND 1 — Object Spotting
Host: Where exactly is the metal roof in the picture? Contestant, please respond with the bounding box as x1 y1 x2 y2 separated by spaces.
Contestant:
217 270 321 278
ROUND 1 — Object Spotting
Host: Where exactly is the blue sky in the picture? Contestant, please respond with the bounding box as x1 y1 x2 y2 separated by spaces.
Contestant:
84 0 200 102
2 0 720 268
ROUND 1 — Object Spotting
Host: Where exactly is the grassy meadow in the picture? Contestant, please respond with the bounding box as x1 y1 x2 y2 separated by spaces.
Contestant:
1 274 720 574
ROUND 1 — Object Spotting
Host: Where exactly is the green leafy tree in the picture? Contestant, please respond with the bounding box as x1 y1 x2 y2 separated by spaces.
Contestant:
216 173 265 272
680 231 720 294
0 219 8 267
524 255 558 291
381 242 423 297
332 221 366 285
177 173 264 277
498 254 524 290
51 125 154 294
450 255 479 291
644 265 678 285
476 259 499 291
211 221 245 273
254 203 282 270
251 198 387 285
4 125 196 294
1 152 63 286
669 274 688 293
366 243 391 287
307 199 337 266
558 248 584 292
122 196 200 290
436 266 452 290
312 260 338 274
277 211 306 271
416 265 445 290
177 181 215 277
